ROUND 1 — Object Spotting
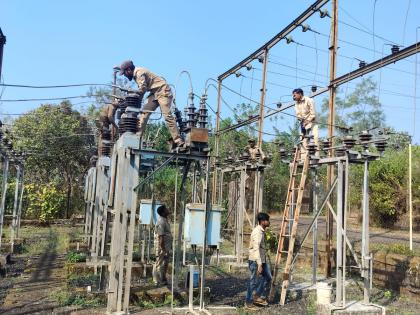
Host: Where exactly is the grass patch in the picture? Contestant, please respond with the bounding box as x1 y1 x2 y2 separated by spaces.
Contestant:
306 292 317 315
66 251 86 263
371 243 420 256
67 273 99 288
53 289 104 308
136 294 177 309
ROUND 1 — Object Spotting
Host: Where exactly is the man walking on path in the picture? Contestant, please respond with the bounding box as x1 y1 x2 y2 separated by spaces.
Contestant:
245 212 272 310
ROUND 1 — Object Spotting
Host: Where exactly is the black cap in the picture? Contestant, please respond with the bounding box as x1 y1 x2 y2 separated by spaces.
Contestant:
119 60 134 75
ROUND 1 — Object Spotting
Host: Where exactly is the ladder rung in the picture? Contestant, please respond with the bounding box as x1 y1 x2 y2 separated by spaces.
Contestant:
289 187 300 191
292 173 303 177
284 218 294 221
287 203 297 206
280 250 289 254
282 234 290 237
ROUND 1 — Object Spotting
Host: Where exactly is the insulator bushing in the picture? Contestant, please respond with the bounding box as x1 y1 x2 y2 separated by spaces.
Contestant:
124 95 142 108
359 60 366 68
174 107 187 132
359 131 372 143
279 148 287 159
186 95 197 128
343 135 356 149
308 142 317 155
225 156 234 164
118 112 138 135
321 139 331 151
311 85 317 93
374 138 388 152
391 45 400 54
335 147 346 157
7 141 13 150
101 143 112 156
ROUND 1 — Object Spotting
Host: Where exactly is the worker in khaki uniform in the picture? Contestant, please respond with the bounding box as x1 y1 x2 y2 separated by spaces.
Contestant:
153 205 172 285
97 104 117 155
244 139 266 162
119 60 184 148
245 212 272 310
293 88 319 155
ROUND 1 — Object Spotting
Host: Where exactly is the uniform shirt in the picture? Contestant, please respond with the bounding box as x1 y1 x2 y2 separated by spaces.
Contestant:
245 145 266 161
248 225 267 265
155 215 172 252
295 96 316 129
134 67 172 98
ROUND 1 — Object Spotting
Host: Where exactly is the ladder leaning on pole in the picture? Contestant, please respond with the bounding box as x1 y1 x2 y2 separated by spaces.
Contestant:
268 146 309 304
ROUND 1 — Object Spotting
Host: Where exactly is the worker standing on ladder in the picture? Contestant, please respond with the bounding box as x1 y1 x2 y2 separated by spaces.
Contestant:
153 205 172 286
293 88 318 154
245 212 272 310
119 60 185 148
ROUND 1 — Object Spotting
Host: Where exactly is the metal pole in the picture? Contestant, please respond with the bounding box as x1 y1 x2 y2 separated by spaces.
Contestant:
409 143 413 250
10 165 21 253
326 0 339 278
361 160 370 304
211 81 222 204
0 157 9 249
336 160 344 306
257 49 269 147
312 169 318 285
0 28 6 80
199 155 211 310
16 168 24 238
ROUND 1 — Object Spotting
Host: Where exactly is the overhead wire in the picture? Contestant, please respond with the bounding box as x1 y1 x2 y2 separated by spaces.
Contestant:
0 83 113 89
0 94 111 102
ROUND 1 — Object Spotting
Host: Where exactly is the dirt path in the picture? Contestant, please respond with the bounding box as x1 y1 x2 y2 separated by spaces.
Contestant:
0 228 67 315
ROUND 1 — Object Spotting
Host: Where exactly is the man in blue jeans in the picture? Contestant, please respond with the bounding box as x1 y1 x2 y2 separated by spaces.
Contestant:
245 212 272 310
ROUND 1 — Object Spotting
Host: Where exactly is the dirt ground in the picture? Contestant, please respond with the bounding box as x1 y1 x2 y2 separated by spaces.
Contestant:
0 225 419 314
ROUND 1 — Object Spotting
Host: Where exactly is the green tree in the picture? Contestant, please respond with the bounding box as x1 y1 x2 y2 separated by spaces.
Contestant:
12 102 95 219
318 77 385 133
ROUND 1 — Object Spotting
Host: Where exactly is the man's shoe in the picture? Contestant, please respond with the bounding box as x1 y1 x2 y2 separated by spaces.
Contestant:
244 302 259 311
253 297 268 306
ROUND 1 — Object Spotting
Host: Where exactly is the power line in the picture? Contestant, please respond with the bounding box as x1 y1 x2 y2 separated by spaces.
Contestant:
0 83 112 89
0 94 111 102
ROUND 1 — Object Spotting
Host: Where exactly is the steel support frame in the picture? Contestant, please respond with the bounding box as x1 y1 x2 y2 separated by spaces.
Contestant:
10 164 23 253
0 155 9 250
107 133 140 314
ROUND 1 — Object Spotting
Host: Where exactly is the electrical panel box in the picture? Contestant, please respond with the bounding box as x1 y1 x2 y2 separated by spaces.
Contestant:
184 203 223 246
139 199 163 225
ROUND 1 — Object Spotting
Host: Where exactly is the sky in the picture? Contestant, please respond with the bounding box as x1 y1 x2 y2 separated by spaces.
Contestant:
1 0 420 143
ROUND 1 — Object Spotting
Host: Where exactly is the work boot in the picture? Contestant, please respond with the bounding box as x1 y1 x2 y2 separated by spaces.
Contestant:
253 296 268 306
244 302 259 311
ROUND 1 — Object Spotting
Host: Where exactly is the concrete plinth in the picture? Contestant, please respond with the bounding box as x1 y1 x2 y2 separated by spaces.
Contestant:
317 301 385 315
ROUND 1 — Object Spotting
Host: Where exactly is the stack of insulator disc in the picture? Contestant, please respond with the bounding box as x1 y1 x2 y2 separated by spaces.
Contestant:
321 139 331 151
7 141 13 150
343 135 356 149
374 138 388 152
186 102 197 128
0 130 3 140
311 85 317 92
254 151 261 160
239 151 250 162
198 104 208 129
359 131 372 146
118 113 138 135
335 147 346 157
101 143 112 156
308 142 317 155
124 95 142 108
391 45 400 54
2 138 7 145
279 148 287 159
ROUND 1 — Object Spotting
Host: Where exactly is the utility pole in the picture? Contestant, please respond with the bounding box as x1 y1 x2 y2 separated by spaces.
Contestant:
326 0 338 277
257 49 268 148
409 143 413 250
0 28 6 80
211 81 222 204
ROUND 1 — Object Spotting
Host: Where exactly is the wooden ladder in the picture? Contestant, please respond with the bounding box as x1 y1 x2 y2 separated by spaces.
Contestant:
268 146 309 304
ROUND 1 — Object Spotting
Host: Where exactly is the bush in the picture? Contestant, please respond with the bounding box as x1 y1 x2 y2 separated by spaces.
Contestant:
66 251 86 263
